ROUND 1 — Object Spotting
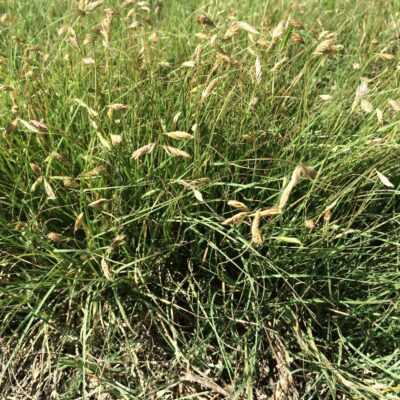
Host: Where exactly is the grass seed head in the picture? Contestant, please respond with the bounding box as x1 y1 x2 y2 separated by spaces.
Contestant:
388 99 400 111
47 232 67 242
43 178 57 200
164 131 193 140
228 200 249 211
222 211 248 226
131 143 156 159
376 170 394 188
89 198 108 208
15 221 28 231
251 210 263 245
30 163 42 175
68 35 80 50
74 212 84 231
258 208 281 218
162 145 191 158
110 134 123 146
305 219 315 230
289 18 304 30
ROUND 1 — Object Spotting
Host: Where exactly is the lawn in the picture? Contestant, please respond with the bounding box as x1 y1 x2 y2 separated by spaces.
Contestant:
0 0 399 398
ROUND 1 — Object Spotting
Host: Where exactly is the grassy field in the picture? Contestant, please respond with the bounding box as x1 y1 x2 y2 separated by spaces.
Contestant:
0 0 399 398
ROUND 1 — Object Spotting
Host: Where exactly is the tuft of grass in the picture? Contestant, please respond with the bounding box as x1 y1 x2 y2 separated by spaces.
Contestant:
0 0 399 398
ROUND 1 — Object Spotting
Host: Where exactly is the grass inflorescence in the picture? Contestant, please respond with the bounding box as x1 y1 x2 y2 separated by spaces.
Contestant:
0 0 399 398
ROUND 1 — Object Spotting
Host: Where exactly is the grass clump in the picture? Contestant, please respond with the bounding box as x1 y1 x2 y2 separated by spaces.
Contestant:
0 0 399 398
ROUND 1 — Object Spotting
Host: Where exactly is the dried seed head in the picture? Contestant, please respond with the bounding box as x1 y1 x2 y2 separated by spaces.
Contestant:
131 143 156 159
182 60 196 68
3 119 18 139
89 198 108 208
314 38 343 55
227 200 248 211
101 258 112 281
108 234 126 253
292 33 304 44
127 21 141 30
82 57 95 65
242 134 254 143
63 177 79 189
108 103 129 110
110 134 123 146
323 210 332 222
159 61 172 69
258 208 281 218
251 210 263 245
68 35 80 50
162 145 191 158
376 170 394 188
192 188 204 202
270 20 286 40
83 34 92 45
236 21 260 34
222 211 248 226
150 32 158 44
74 212 84 231
15 221 28 231
30 120 48 132
47 232 67 242
279 165 316 209
30 163 42 175
378 53 395 61
389 99 400 111
201 78 218 102
196 13 216 28
58 24 73 36
360 99 373 113
305 219 315 230
223 23 241 40
271 56 288 72
43 178 57 200
84 0 105 11
164 131 193 140
289 18 304 30
376 108 383 124
120 0 137 8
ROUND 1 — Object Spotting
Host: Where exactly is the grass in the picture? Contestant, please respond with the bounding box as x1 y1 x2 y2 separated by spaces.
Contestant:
0 0 399 398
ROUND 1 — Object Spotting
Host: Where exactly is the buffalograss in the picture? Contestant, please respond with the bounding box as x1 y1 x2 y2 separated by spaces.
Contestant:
0 0 399 398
